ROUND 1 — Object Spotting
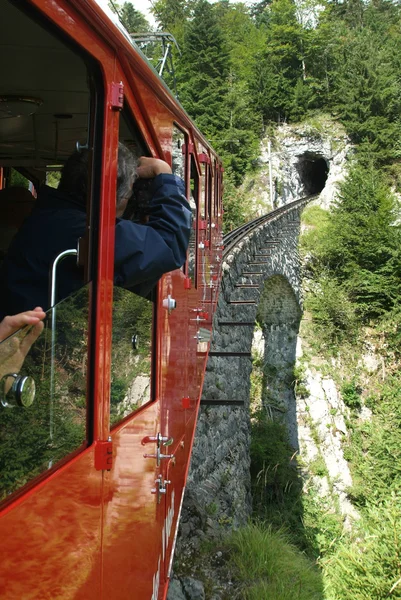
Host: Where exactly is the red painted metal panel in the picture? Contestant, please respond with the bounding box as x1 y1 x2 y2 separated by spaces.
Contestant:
102 402 164 600
0 450 102 600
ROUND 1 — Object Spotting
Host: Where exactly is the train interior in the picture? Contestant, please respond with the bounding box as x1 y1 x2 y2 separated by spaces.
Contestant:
0 1 92 255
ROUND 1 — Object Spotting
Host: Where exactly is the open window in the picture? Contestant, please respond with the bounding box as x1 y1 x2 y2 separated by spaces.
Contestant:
109 108 155 427
188 154 199 286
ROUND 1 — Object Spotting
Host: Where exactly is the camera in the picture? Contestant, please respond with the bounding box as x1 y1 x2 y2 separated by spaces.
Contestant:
124 178 153 222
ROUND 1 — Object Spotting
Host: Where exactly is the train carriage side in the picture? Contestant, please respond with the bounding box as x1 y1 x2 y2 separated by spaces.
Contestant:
0 1 223 599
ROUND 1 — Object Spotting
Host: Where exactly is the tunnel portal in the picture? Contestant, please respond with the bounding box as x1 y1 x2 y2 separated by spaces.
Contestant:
297 153 329 195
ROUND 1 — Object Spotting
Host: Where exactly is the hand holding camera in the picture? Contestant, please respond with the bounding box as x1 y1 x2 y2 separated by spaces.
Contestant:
125 157 172 222
136 156 172 178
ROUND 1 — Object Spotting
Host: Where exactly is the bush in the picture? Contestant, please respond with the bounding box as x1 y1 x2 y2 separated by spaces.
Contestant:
227 524 323 600
340 380 361 410
251 410 301 509
305 276 358 348
323 498 401 600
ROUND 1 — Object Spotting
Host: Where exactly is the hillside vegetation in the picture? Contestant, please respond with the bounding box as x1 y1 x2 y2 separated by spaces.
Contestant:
116 0 401 228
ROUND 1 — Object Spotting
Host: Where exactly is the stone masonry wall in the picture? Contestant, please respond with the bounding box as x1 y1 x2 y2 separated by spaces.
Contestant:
175 204 306 557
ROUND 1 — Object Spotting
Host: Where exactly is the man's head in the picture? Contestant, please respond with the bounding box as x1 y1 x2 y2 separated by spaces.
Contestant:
58 143 137 211
116 142 138 216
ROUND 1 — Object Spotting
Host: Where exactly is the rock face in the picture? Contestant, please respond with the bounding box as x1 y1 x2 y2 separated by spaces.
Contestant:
296 339 360 527
248 117 351 212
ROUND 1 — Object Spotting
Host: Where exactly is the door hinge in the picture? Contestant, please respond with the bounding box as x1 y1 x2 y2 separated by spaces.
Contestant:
109 82 124 111
94 438 113 471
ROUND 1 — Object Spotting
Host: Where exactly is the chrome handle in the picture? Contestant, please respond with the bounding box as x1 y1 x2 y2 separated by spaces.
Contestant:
151 476 172 503
142 433 174 447
144 447 174 466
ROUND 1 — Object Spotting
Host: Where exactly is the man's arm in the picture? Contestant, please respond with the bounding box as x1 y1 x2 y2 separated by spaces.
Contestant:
114 158 192 290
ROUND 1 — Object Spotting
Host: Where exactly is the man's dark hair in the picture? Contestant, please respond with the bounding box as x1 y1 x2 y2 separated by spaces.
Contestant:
58 143 137 206
58 148 90 204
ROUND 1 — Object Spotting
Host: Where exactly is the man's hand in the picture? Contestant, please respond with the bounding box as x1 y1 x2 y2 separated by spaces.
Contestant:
0 307 46 342
136 157 172 179
0 308 46 384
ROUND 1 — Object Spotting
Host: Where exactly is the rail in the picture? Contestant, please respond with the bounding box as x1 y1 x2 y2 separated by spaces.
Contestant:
222 195 315 259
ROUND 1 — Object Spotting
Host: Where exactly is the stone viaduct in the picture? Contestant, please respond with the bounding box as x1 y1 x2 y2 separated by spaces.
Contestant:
176 199 310 552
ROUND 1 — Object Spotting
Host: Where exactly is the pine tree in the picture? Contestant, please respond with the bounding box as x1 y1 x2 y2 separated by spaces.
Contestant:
251 0 305 124
177 0 230 141
320 162 401 318
109 2 150 32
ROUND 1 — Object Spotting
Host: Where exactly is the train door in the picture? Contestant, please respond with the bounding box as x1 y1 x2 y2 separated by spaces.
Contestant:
98 104 165 599
0 1 114 598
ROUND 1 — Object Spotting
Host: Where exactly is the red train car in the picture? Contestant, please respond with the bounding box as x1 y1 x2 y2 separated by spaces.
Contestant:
0 1 223 598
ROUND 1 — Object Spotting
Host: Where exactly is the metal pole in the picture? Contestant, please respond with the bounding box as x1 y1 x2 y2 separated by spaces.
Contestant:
49 249 78 455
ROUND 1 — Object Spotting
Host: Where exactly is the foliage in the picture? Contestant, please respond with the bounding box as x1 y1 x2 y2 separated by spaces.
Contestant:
177 0 230 141
301 204 329 228
304 275 358 348
10 168 29 189
226 523 323 600
250 408 308 546
109 1 150 32
322 498 401 600
222 174 255 232
340 380 361 410
302 161 401 348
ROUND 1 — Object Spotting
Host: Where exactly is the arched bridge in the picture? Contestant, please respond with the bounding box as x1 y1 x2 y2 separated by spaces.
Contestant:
176 197 311 550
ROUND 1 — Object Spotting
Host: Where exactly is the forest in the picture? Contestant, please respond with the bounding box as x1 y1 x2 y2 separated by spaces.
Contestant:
116 0 401 598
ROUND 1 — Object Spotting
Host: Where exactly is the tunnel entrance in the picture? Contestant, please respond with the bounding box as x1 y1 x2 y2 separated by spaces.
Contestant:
297 153 329 195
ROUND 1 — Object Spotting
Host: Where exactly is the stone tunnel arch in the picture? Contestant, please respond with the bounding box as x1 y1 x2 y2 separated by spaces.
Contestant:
256 275 302 449
297 152 329 195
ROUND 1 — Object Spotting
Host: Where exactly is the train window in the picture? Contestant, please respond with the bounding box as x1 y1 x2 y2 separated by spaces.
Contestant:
188 156 199 285
172 126 185 180
110 288 153 426
109 108 155 427
199 159 206 221
0 285 90 501
208 163 213 241
0 1 102 501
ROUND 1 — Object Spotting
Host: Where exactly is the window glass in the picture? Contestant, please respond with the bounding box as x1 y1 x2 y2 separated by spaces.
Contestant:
0 1 99 503
200 166 206 220
110 288 153 426
0 285 89 502
172 126 185 180
188 157 198 284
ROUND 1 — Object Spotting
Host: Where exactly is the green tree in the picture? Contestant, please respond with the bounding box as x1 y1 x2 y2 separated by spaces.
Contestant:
177 0 230 141
109 2 150 32
316 162 401 319
251 0 306 124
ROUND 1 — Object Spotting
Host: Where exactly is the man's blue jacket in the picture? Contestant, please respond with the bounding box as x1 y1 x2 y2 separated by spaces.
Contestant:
0 173 191 318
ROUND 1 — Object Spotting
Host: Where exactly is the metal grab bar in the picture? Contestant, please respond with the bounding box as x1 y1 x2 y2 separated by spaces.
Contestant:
49 249 78 451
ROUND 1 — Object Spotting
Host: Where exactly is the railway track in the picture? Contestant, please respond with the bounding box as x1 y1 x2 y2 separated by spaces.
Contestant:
222 194 316 258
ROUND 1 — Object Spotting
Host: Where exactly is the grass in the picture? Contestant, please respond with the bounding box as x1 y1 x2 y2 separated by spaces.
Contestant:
226 524 323 600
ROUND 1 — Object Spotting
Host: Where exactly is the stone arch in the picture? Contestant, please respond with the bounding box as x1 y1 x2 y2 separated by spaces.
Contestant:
258 275 302 326
256 275 301 449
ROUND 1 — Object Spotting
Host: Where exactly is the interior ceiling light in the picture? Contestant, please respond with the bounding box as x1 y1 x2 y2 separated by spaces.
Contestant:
0 96 43 119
